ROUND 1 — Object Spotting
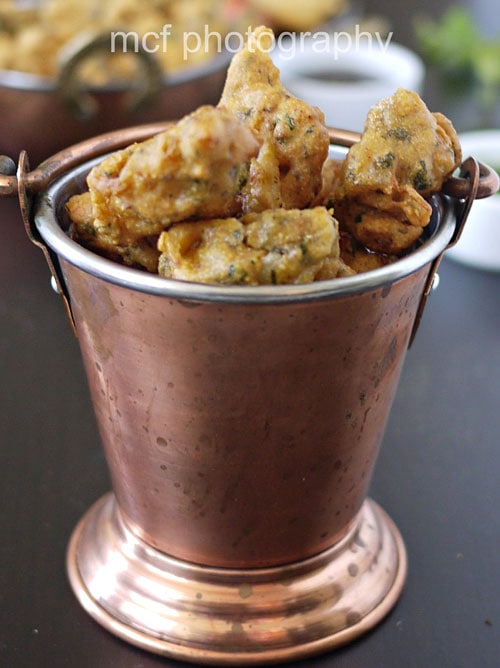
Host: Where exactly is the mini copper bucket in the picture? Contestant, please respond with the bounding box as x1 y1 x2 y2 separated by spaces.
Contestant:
1 126 498 665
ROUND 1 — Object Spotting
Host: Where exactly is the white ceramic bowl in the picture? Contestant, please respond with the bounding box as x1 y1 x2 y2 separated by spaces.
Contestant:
272 39 424 132
446 131 500 272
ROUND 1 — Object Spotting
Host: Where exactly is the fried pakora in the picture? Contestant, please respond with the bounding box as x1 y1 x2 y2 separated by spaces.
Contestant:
332 88 461 255
67 191 160 272
218 25 330 213
85 105 260 246
0 0 228 78
246 0 346 31
157 207 342 284
339 232 397 274
66 27 462 285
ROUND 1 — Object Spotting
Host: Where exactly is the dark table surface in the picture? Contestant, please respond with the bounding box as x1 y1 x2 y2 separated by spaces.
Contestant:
1 2 500 667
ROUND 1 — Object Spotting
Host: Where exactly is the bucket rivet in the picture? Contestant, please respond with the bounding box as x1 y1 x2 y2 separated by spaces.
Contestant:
50 275 61 294
431 273 440 291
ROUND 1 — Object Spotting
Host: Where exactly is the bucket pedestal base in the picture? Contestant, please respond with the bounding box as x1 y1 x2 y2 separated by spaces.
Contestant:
66 493 407 665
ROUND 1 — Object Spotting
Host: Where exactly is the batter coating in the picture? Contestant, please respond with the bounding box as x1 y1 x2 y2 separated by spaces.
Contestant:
157 207 344 285
218 26 330 213
332 88 461 254
85 105 260 247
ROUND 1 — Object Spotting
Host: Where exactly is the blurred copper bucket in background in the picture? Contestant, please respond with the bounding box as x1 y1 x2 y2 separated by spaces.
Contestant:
0 34 230 166
3 126 496 664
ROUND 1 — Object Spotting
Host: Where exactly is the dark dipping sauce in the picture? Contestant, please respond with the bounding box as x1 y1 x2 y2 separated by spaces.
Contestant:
304 70 381 84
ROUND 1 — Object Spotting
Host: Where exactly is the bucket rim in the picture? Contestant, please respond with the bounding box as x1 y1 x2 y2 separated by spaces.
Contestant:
34 154 457 304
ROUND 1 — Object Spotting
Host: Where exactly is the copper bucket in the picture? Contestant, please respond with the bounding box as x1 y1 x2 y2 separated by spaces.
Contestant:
1 126 498 664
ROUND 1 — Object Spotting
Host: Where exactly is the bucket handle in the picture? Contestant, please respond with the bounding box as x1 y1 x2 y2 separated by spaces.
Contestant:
2 127 497 199
0 129 498 339
408 156 497 347
57 31 165 120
